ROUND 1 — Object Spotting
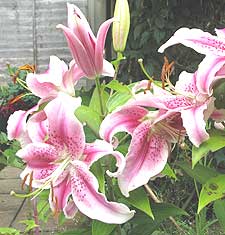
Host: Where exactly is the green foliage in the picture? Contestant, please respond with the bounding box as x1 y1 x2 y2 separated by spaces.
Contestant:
213 200 225 232
90 160 105 193
198 175 225 213
129 203 188 235
177 161 220 184
106 83 134 112
192 129 225 168
0 132 23 170
19 220 38 234
124 187 154 219
161 163 177 180
92 220 116 235
57 228 91 235
89 86 109 115
75 105 102 137
0 228 20 235
119 0 225 83
105 80 132 94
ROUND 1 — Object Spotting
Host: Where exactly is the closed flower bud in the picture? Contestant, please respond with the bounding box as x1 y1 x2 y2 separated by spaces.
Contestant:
112 0 130 52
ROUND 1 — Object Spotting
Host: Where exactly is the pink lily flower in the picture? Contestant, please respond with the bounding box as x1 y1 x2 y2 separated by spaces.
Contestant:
57 3 115 79
158 27 225 95
15 92 134 224
26 56 85 100
100 105 185 197
127 69 216 147
158 27 225 57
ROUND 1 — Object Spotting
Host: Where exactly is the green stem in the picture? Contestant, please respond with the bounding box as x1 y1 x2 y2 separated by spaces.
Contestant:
95 76 104 117
138 58 154 82
194 179 200 199
110 52 123 96
16 78 30 91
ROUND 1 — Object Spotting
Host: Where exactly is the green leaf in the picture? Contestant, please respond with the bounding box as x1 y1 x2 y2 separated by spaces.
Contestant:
92 220 116 235
75 105 101 137
105 80 131 94
0 227 20 235
177 161 220 184
106 84 134 113
37 191 51 223
0 132 8 144
4 148 24 169
214 199 225 231
161 163 177 180
198 175 225 213
57 228 91 235
131 203 187 235
152 203 188 218
89 87 109 115
125 187 154 219
19 220 38 233
90 160 105 193
192 129 225 168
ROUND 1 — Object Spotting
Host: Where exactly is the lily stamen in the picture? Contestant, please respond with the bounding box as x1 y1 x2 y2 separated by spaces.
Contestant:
21 173 30 191
29 171 33 192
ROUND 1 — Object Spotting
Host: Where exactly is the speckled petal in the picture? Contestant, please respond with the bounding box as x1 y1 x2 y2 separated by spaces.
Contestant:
44 92 85 159
16 142 58 168
49 177 78 218
70 161 135 224
196 55 225 95
118 120 169 197
215 28 225 39
20 165 58 188
175 71 198 95
83 140 125 177
100 105 148 143
158 27 225 56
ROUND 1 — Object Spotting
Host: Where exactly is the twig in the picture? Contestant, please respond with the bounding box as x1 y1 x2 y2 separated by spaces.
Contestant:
144 184 185 234
9 198 26 227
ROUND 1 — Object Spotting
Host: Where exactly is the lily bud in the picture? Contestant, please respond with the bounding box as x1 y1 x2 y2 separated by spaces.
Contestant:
112 0 130 52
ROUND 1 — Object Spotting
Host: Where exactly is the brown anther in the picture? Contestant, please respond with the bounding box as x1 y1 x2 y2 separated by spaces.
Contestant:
144 80 152 94
29 171 33 192
18 64 36 73
10 71 19 84
21 173 30 190
8 93 25 105
160 56 175 89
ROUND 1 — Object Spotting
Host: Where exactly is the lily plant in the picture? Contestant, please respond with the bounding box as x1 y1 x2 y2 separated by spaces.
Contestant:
6 1 225 234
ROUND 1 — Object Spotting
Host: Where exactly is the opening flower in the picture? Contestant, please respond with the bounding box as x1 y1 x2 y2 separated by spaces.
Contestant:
57 3 115 79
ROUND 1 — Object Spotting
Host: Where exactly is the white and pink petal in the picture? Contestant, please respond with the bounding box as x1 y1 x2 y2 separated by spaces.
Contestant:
83 140 125 177
100 105 148 143
44 92 85 158
118 120 169 197
70 161 135 224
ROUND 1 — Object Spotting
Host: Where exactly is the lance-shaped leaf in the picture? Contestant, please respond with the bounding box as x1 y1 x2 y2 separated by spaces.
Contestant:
198 175 225 213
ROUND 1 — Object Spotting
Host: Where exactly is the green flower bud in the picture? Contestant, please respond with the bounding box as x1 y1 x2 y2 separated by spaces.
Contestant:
112 0 130 53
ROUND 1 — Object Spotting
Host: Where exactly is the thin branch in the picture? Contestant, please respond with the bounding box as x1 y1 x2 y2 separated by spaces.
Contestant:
144 184 185 234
